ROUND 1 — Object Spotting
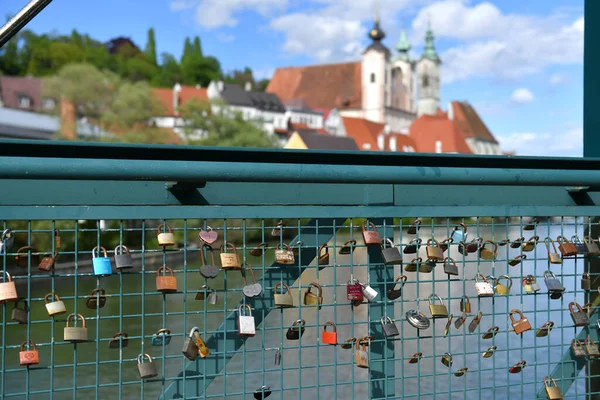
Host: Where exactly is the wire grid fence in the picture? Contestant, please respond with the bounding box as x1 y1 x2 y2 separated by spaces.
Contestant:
0 216 598 399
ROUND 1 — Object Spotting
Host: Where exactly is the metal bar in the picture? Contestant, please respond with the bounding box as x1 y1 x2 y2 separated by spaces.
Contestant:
584 0 600 158
0 0 53 48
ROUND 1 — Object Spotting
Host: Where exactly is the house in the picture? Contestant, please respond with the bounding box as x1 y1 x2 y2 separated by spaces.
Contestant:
0 76 57 112
284 129 358 151
152 84 208 136
339 116 417 152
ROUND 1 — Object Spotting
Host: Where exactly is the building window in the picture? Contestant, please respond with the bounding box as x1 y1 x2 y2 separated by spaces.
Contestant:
422 76 429 88
42 98 56 110
370 73 375 83
435 140 442 153
18 95 31 108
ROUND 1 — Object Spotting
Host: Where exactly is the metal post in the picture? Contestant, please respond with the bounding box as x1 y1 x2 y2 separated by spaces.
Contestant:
0 0 53 48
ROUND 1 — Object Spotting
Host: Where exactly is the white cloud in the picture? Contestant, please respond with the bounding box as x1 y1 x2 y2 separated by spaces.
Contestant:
497 127 582 157
511 88 534 104
216 33 236 42
550 73 569 85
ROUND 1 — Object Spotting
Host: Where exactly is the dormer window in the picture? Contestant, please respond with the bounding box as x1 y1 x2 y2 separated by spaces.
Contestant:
18 95 31 108
43 98 56 110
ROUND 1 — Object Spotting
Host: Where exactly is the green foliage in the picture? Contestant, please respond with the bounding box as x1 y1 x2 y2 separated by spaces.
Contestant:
144 28 157 65
151 53 182 87
101 81 164 129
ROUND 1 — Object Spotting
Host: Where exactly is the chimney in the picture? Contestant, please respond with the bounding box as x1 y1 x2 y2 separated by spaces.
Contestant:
448 102 454 120
60 99 76 139
196 84 201 89
389 136 397 152
217 81 224 92
244 81 252 91
377 134 385 151
173 83 182 115
384 124 391 135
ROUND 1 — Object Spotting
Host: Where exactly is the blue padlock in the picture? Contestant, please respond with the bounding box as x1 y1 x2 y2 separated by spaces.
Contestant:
152 328 171 346
451 223 468 244
92 246 113 276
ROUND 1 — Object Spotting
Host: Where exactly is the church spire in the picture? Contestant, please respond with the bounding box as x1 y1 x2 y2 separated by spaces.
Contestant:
368 0 385 42
421 20 440 63
396 27 411 61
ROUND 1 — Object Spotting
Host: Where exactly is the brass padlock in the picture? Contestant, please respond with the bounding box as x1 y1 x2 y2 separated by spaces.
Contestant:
274 282 293 307
403 238 422 254
404 257 421 272
238 304 256 337
15 246 39 267
510 237 525 249
38 251 58 271
494 275 512 295
86 288 107 309
64 313 88 342
271 221 284 237
581 272 592 291
544 237 562 264
571 339 586 357
509 309 531 334
275 244 295 265
544 376 563 399
108 332 129 349
304 282 323 308
156 266 177 293
45 293 66 316
387 275 407 300
444 314 453 336
508 254 527 267
12 298 28 323
585 338 600 357
156 224 175 246
381 316 399 337
407 219 421 235
381 238 402 265
220 243 241 270
482 326 500 339
286 319 306 340
441 352 453 367
522 236 539 252
460 296 471 314
569 301 589 327
474 274 494 297
54 228 61 249
339 239 356 255
198 226 218 245
408 352 423 364
318 244 329 266
426 239 444 261
361 221 381 245
556 235 577 257
454 367 468 377
182 327 200 360
428 294 448 318
468 311 483 333
536 321 554 337
419 259 436 273
439 237 453 253
355 338 369 368
479 241 498 260
584 236 600 256
19 340 39 366
137 353 158 379
250 242 269 257
482 346 496 358
454 314 466 329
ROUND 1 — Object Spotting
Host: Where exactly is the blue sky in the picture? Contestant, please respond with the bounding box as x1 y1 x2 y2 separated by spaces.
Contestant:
1 0 584 156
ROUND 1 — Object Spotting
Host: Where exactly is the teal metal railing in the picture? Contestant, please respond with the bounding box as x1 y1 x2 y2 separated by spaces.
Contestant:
0 139 599 399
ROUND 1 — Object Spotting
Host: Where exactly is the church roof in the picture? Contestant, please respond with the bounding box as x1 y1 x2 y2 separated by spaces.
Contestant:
267 62 362 110
395 29 411 62
342 116 418 152
451 101 498 143
409 113 472 153
421 27 441 63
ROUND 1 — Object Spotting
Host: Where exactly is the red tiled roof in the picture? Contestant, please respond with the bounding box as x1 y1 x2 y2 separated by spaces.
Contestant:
451 101 497 143
152 86 208 116
341 117 417 152
409 114 472 154
267 62 362 110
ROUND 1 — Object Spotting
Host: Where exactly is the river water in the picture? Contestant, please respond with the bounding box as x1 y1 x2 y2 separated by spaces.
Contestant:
1 224 591 399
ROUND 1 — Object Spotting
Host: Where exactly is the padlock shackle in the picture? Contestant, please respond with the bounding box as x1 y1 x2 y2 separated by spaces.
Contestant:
157 224 172 235
275 221 284 228
92 246 108 258
113 331 128 339
200 244 216 268
441 237 453 245
426 238 440 247
156 265 174 277
454 222 467 233
483 240 498 252
392 275 407 290
318 243 328 256
276 243 291 251
544 376 558 388
274 282 291 294
526 235 540 243
361 221 378 233
473 311 483 321
474 273 487 283
408 238 422 245
380 316 395 325
0 270 12 282
571 234 583 244
443 257 456 266
20 340 36 351
485 326 499 336
382 238 395 249
308 282 322 295
323 321 336 332
44 293 60 303
189 326 200 337
509 309 525 322
410 257 422 263
342 239 356 247
16 246 36 255
584 235 596 244
568 301 583 313
242 263 257 285
13 297 27 308
1 228 13 240
114 244 130 255
65 313 86 327
90 288 106 296
544 237 558 252
292 319 306 327
496 275 513 289
543 270 557 279
428 293 444 305
513 254 527 261
137 353 152 363
238 304 252 316
220 242 238 253
155 328 171 335
411 219 422 226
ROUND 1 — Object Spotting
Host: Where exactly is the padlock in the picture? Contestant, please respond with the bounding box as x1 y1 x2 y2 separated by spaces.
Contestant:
509 360 527 373
347 276 364 301
157 224 175 246
466 237 483 253
571 235 588 255
198 226 218 245
195 284 209 300
322 321 338 344
571 339 586 357
454 367 468 377
407 219 421 235
460 296 471 314
494 275 512 295
585 338 600 357
91 246 113 276
556 235 577 257
137 353 158 379
242 264 262 298
523 217 538 230
406 309 430 330
54 228 61 249
408 352 423 364
454 314 466 329
286 319 305 340
482 326 499 339
271 221 284 237
544 270 565 299
64 313 88 342
220 243 241 270
381 316 399 337
0 228 15 254
38 251 58 271
290 240 303 257
387 275 407 300
419 259 436 273
199 245 219 278
250 242 269 257
509 309 532 334
274 348 282 364
152 328 172 346
108 332 129 349
508 254 527 267
341 337 357 349
339 239 357 255
355 338 369 368
381 238 402 265
439 237 453 253
584 236 600 256
238 304 256 337
156 265 178 293
361 282 378 302
468 311 483 333
581 272 592 291
443 257 458 276
207 288 218 305
304 282 323 308
15 246 39 267
523 274 541 292
482 346 497 358
274 244 295 265
569 301 589 327
441 353 453 367
536 321 554 337
86 288 107 309
444 314 453 336
403 238 421 254
274 282 294 307
254 385 272 400
428 294 448 318
426 239 444 261
19 340 39 366
544 238 562 264
451 223 468 243
479 241 498 260
12 299 28 323
114 245 134 269
404 257 421 272
510 237 525 249
544 376 563 400
475 274 494 297
44 293 66 316
522 236 539 252
182 327 200 360
362 221 381 245
583 302 594 315
318 244 329 266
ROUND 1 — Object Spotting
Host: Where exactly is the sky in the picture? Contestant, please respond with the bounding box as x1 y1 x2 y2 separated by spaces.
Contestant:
1 0 584 156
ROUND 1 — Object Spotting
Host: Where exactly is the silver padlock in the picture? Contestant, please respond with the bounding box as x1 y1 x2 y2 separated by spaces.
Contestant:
137 353 158 379
0 229 15 254
207 288 218 305
361 282 378 302
474 274 494 297
238 304 256 337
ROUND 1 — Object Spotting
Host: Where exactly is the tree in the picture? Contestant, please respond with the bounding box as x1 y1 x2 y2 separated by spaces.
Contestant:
102 81 163 128
180 99 278 148
193 36 203 57
224 67 255 87
144 28 157 65
151 53 182 87
0 38 20 75
256 79 271 92
181 37 193 63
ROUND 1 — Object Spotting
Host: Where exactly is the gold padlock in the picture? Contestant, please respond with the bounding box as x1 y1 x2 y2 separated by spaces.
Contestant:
355 337 369 368
536 321 554 337
64 313 88 342
156 224 175 246
220 243 241 270
155 266 178 293
482 346 496 358
45 293 67 316
494 275 512 295
273 282 293 307
479 240 497 260
441 352 453 367
0 271 18 303
509 309 531 334
460 296 471 314
544 237 562 264
522 235 539 252
544 376 563 399
304 282 323 309
572 339 586 357
482 326 500 339
585 338 600 358
426 239 443 261
54 228 61 249
318 244 329 266
274 244 295 265
428 294 448 318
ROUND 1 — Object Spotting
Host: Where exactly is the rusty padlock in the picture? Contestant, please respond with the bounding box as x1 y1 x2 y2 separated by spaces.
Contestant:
38 251 58 271
156 266 178 293
318 244 330 266
15 246 39 267
522 236 539 252
509 309 532 334
362 221 381 245
556 235 577 257
19 340 39 366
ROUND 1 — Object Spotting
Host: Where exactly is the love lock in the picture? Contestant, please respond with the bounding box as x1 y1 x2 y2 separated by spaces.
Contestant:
242 264 262 298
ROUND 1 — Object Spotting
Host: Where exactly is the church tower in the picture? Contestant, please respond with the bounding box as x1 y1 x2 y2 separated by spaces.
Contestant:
416 23 441 116
391 27 414 112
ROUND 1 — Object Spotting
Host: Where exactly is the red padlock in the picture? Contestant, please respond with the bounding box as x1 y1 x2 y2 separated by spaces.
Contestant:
322 322 337 345
361 221 381 245
347 277 363 301
19 340 39 366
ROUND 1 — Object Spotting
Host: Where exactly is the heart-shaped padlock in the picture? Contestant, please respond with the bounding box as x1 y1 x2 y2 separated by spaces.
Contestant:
242 264 262 298
199 245 219 279
198 227 218 245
